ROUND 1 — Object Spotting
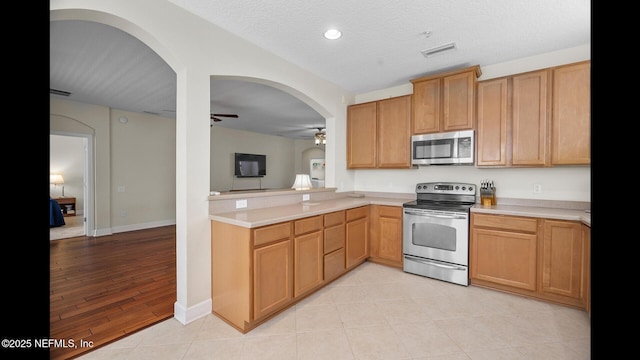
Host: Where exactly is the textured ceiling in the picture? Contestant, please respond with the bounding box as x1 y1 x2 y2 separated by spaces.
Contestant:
49 1 590 139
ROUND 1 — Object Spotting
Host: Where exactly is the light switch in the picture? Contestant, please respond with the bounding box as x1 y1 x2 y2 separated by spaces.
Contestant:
236 199 247 208
302 194 310 201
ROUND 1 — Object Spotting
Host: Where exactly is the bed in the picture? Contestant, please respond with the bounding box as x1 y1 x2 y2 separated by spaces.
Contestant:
50 197 66 227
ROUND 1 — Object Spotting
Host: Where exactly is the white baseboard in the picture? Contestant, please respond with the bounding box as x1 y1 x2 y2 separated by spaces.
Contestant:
173 298 212 325
94 219 176 237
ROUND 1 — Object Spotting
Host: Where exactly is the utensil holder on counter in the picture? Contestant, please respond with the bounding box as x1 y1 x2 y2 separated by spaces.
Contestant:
480 180 496 206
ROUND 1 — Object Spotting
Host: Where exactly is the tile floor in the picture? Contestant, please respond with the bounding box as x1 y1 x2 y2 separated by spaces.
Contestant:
78 262 591 360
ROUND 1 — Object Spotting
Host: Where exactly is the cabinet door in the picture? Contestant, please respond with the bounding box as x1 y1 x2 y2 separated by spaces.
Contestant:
253 239 293 321
412 78 441 134
540 220 584 301
443 71 476 130
551 61 590 165
347 101 377 168
476 78 508 166
294 231 324 297
470 228 537 291
377 95 412 168
512 70 550 166
346 217 368 269
582 224 591 316
369 205 403 267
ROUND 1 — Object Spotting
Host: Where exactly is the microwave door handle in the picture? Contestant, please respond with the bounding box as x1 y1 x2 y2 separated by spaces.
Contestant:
404 210 466 220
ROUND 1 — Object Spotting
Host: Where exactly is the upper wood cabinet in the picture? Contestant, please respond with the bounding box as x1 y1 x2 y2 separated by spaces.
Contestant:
477 70 551 167
476 78 508 166
411 65 481 134
551 61 590 165
476 61 589 167
347 95 411 169
511 70 551 166
347 101 377 168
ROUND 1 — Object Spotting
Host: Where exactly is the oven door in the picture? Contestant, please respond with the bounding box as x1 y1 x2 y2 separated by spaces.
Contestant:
402 207 469 266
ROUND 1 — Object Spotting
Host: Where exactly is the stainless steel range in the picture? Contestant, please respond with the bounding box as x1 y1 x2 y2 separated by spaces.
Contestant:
403 182 476 286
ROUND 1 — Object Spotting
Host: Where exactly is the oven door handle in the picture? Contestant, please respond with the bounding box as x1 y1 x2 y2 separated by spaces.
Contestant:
404 209 466 220
404 255 467 271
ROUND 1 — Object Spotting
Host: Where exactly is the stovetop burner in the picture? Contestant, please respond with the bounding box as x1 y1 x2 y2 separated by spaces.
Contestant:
403 182 477 212
403 200 474 212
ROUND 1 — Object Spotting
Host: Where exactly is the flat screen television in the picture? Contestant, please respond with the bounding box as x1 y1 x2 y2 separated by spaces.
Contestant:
234 153 266 177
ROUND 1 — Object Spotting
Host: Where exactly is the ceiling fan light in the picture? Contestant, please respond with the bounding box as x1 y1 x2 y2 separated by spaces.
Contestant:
314 130 326 145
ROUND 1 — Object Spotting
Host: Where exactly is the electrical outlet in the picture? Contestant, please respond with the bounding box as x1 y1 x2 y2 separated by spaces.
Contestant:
533 184 542 194
120 210 128 217
302 194 310 201
236 199 247 209
117 186 125 193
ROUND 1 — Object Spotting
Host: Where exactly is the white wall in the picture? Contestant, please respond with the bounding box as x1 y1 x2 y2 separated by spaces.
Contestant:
210 126 296 191
110 110 176 231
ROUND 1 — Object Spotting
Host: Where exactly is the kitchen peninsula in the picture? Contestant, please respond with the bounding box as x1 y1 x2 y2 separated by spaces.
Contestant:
209 188 410 332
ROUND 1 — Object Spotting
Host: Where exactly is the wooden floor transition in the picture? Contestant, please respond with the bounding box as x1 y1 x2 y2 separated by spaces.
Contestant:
49 225 176 359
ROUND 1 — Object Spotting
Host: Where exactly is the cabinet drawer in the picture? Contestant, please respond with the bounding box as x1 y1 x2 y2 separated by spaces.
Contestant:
346 206 368 222
472 213 538 233
254 222 291 247
378 205 402 218
324 248 345 281
324 224 345 254
324 210 345 227
294 216 323 235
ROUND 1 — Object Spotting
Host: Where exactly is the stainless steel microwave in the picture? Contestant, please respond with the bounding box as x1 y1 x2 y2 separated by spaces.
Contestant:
411 130 474 165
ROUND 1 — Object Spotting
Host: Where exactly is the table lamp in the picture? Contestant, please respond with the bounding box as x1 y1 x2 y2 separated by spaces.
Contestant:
291 174 312 190
50 174 65 197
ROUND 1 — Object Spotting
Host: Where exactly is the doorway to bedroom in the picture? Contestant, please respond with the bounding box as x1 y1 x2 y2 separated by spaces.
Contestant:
50 133 91 240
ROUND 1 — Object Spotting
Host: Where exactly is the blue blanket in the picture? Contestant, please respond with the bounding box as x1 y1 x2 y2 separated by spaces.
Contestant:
50 197 66 227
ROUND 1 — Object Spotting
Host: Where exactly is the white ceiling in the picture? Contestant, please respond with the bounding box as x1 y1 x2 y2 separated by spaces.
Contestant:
49 0 590 140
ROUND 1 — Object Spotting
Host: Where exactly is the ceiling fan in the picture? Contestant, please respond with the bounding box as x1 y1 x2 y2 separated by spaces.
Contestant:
210 113 238 126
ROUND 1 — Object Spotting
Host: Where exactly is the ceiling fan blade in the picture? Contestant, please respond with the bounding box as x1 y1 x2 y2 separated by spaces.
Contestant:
211 113 238 118
212 117 222 122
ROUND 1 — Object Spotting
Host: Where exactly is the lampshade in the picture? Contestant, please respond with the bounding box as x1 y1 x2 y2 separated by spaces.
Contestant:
291 174 312 190
50 174 64 185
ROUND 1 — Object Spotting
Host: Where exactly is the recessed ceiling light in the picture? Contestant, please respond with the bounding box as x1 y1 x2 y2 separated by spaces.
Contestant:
324 29 342 40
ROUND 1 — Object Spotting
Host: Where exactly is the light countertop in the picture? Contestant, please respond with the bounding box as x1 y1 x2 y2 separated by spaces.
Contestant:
471 204 591 227
210 196 407 228
210 194 591 228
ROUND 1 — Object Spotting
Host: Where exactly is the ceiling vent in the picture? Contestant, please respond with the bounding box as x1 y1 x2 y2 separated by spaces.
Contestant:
50 88 71 96
421 42 457 58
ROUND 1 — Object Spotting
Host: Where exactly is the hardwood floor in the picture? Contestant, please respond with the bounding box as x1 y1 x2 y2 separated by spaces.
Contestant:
49 226 176 360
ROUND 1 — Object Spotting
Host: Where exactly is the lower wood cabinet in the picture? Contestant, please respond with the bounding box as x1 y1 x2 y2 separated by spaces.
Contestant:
346 206 369 269
211 206 369 333
323 211 346 281
369 205 403 268
293 216 324 298
470 213 590 311
254 238 293 321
